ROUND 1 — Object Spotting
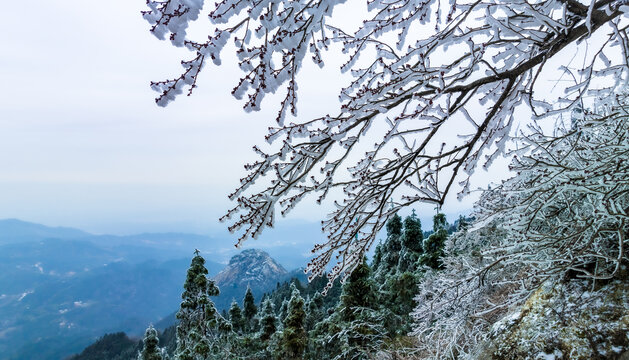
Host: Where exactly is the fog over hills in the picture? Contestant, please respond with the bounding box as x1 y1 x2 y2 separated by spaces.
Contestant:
0 219 314 360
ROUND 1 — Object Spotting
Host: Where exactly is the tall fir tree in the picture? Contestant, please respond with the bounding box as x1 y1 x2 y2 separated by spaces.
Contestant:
375 214 403 282
259 298 277 342
281 283 307 360
175 250 223 360
278 298 289 326
242 287 257 333
138 325 166 360
339 259 377 321
420 213 448 269
228 300 244 335
305 291 324 332
402 211 423 252
398 211 423 273
334 258 384 359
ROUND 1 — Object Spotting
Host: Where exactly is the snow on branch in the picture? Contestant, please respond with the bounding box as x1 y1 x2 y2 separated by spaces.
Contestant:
143 0 629 289
411 90 629 358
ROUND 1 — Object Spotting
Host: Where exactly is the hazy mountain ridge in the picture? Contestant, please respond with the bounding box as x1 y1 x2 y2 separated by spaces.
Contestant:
0 219 310 360
0 219 91 245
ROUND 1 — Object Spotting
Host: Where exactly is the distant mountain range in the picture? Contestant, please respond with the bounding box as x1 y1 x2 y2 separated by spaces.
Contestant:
0 219 312 360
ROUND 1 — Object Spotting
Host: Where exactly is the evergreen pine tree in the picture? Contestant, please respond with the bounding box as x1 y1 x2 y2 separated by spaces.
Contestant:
375 214 403 282
175 250 223 360
420 213 448 269
305 291 324 332
259 298 277 342
281 284 307 360
228 300 244 334
402 210 423 252
138 325 165 360
242 287 257 333
398 212 423 273
340 260 376 321
335 258 384 359
278 298 289 326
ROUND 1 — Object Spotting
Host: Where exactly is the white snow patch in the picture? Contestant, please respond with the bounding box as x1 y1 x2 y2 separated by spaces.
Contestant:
536 350 562 360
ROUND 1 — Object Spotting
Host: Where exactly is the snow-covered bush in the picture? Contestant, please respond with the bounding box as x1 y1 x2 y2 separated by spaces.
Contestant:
412 90 629 358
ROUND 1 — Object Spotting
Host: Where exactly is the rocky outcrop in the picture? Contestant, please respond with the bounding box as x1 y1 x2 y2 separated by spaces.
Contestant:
475 280 629 360
212 249 289 309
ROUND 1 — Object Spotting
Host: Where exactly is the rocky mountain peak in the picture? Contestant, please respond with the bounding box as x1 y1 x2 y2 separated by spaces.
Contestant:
215 249 287 287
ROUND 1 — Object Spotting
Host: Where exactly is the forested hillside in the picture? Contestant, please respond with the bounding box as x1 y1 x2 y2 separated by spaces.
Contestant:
71 212 454 359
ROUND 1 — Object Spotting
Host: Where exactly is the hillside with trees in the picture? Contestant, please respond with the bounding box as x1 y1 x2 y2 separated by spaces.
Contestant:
71 211 455 359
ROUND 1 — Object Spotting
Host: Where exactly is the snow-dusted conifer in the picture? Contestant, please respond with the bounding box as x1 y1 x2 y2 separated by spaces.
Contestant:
305 291 325 332
174 250 223 360
333 258 384 359
259 298 277 342
281 284 307 360
242 287 257 333
398 212 423 273
228 300 244 335
420 214 448 269
138 325 166 360
376 214 403 280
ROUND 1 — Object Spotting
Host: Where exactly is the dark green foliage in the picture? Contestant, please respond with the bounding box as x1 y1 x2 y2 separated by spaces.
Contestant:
383 272 419 334
138 325 164 360
305 292 324 332
74 214 456 360
242 287 258 333
372 212 450 338
402 211 423 252
341 260 381 355
398 213 423 272
67 332 138 360
371 242 383 272
265 276 341 317
259 299 277 341
312 259 384 360
420 214 448 269
381 226 402 275
340 259 376 321
281 284 307 360
229 300 244 334
385 213 402 236
432 213 447 232
175 251 224 360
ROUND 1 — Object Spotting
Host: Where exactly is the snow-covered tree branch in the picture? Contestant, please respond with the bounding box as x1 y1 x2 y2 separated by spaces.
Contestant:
411 90 629 358
143 0 629 286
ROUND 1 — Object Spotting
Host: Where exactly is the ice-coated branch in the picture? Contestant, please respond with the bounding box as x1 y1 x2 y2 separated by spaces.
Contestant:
144 0 629 288
411 90 629 358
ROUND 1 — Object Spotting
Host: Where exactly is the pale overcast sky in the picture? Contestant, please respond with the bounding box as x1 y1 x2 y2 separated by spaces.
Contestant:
0 1 501 235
